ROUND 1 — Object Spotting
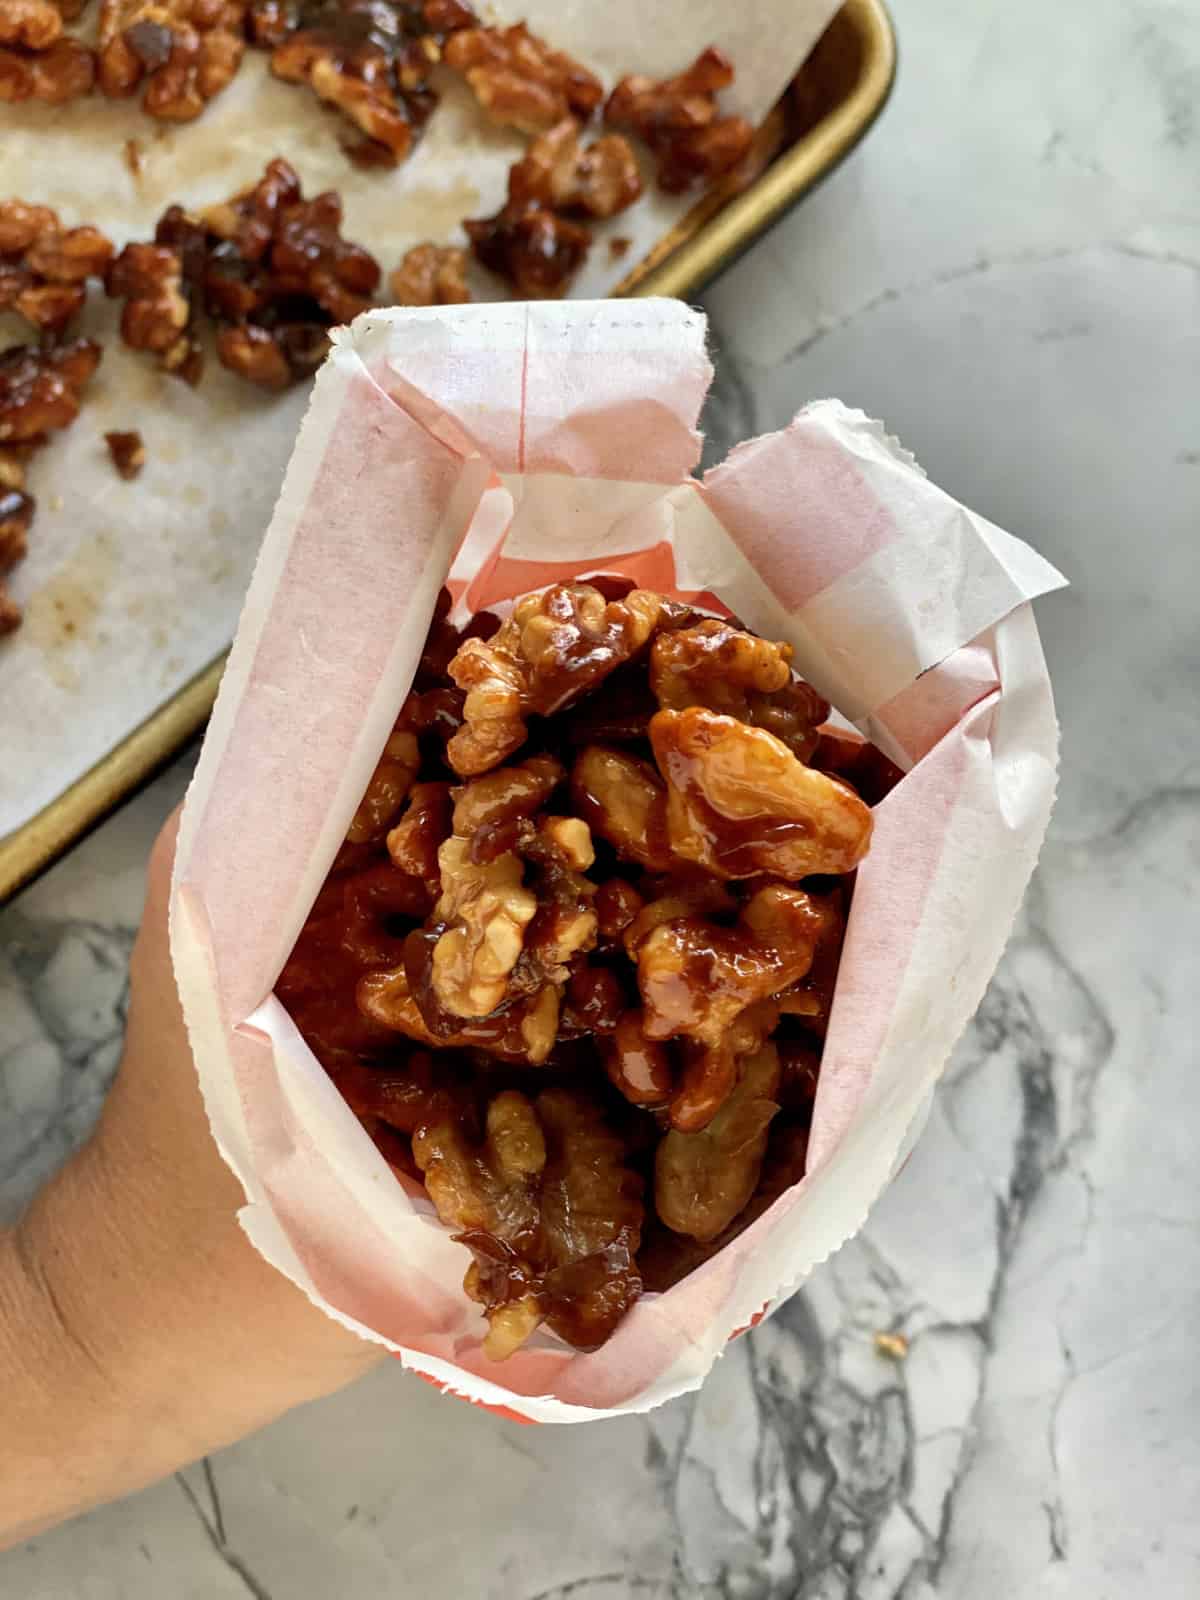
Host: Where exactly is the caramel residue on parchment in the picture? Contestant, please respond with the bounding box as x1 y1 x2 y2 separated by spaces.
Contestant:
22 530 117 689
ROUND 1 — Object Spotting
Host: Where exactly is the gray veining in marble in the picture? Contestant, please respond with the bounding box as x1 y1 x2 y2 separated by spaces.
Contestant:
2 0 1198 1594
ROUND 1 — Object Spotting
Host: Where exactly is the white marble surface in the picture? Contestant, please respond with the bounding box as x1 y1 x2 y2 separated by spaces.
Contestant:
3 0 1198 1593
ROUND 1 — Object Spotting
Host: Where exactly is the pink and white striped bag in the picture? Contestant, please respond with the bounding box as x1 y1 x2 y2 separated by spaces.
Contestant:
170 300 1065 1422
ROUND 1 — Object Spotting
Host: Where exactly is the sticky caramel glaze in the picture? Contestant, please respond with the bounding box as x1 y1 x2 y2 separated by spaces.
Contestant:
570 745 674 870
605 1011 674 1106
649 706 873 879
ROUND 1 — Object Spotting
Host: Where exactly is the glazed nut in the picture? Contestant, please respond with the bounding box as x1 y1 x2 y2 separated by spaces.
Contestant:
386 780 453 882
444 21 603 134
605 45 754 193
104 430 146 480
346 730 421 844
0 202 113 335
97 0 247 122
571 745 672 872
388 241 470 307
450 753 564 840
651 619 827 761
606 1011 673 1107
464 199 590 300
431 835 537 1017
655 1042 781 1242
0 338 102 445
106 240 191 355
650 706 874 879
447 584 669 776
508 118 642 220
0 0 64 50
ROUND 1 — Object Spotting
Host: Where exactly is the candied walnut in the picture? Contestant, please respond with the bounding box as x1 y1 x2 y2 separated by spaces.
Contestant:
339 856 433 966
775 888 847 1040
0 0 63 46
110 161 381 390
669 996 779 1137
513 813 598 992
104 429 145 480
447 584 669 776
656 1041 781 1242
0 201 113 337
650 707 874 879
204 164 380 325
594 878 644 945
621 876 737 958
641 1118 811 1290
633 884 828 1044
560 964 626 1038
276 876 406 1057
346 729 420 843
605 45 755 194
571 746 672 871
332 1049 474 1140
464 198 590 300
388 241 470 307
605 1010 673 1107
360 959 560 1063
1 36 94 101
443 21 602 135
633 884 830 1131
97 0 247 122
430 834 536 1018
650 619 829 762
0 339 101 445
508 117 642 220
450 752 563 842
415 1085 642 1357
106 220 204 381
263 0 473 166
386 779 452 883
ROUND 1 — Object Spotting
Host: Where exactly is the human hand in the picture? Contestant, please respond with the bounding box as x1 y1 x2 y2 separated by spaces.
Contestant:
0 811 384 1547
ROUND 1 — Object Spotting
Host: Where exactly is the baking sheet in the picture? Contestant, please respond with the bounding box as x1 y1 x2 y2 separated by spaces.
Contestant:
0 0 840 838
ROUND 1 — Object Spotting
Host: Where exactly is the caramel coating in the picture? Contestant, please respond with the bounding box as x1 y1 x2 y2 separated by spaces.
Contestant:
508 117 642 220
108 159 381 390
656 1043 781 1242
0 200 112 336
97 0 247 122
277 591 883 1355
447 584 669 776
388 241 470 307
0 2 94 104
650 619 828 761
650 707 874 879
444 21 602 134
605 45 755 194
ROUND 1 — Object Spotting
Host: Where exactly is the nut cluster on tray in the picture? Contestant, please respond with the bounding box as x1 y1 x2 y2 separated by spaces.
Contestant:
1 0 765 635
277 581 900 1359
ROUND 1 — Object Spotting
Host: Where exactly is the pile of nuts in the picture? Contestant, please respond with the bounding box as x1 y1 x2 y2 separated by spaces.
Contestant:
278 581 898 1358
1 6 761 631
0 199 112 631
106 157 381 390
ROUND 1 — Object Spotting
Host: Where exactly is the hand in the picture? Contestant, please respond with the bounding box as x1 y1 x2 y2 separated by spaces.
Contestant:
0 812 384 1547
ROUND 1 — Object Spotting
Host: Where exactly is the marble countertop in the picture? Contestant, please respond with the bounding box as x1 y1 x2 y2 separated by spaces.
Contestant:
3 0 1197 1594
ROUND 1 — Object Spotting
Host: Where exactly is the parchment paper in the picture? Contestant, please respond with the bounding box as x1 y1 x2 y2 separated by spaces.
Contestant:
0 0 840 837
170 299 1066 1422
